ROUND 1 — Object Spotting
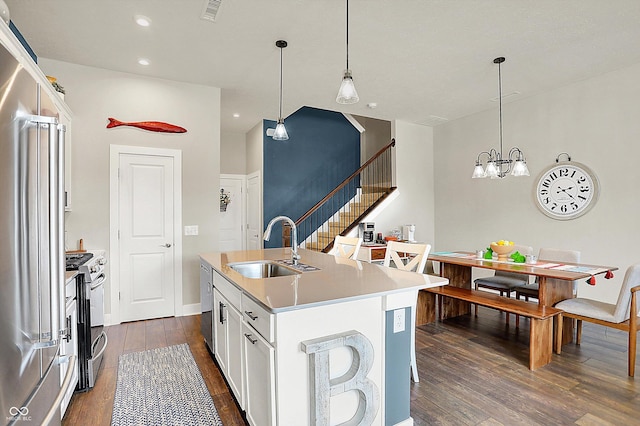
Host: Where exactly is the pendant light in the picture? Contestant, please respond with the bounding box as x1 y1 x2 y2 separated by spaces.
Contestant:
336 0 359 104
472 57 529 179
273 40 289 141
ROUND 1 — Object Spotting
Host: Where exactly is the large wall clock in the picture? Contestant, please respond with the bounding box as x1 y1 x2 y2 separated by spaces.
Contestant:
534 156 600 220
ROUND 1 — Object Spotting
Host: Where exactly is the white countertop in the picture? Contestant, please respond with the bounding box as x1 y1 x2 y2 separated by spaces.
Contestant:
200 248 448 313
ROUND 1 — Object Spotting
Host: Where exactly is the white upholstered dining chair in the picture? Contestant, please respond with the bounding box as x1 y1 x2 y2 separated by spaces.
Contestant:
555 262 640 377
383 241 431 383
329 235 362 260
516 248 581 302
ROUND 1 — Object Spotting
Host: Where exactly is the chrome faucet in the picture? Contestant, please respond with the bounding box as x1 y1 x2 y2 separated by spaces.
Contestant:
264 215 301 265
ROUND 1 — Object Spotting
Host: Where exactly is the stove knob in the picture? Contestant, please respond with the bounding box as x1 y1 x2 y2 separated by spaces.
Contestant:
90 265 99 273
98 258 106 265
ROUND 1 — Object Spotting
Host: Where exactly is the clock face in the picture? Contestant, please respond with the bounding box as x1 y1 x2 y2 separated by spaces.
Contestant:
534 161 600 220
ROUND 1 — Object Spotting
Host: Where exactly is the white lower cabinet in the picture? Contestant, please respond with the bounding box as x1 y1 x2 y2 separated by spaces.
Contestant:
213 288 244 408
242 321 276 426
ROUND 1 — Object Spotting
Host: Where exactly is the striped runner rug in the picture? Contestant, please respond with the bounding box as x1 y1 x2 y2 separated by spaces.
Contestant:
111 343 223 425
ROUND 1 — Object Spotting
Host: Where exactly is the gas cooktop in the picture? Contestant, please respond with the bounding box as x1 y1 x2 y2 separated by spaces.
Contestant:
65 252 94 271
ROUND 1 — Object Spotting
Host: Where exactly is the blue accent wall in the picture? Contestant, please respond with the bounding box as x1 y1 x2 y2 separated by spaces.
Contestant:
263 106 360 248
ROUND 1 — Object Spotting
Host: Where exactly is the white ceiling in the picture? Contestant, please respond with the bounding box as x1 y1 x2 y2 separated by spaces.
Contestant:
6 0 640 134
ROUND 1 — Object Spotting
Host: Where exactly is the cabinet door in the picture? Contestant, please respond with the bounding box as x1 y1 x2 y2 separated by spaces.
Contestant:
226 304 244 409
213 289 228 373
243 322 276 426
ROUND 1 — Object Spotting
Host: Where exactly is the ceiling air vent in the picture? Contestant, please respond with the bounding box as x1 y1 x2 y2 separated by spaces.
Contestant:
201 0 222 22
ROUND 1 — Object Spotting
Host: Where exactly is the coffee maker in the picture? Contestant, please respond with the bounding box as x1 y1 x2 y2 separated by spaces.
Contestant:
359 222 375 244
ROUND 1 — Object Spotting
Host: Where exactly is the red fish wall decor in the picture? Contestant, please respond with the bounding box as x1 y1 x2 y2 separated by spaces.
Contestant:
106 117 187 133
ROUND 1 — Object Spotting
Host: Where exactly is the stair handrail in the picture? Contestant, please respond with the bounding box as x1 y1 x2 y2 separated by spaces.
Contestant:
295 139 395 226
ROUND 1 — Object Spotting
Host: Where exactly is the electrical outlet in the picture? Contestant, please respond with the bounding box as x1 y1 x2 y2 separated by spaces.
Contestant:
393 308 405 333
184 225 199 236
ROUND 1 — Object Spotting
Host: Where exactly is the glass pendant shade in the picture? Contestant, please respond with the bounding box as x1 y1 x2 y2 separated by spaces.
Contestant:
472 164 486 179
485 161 499 178
511 159 530 176
336 70 359 104
272 118 289 141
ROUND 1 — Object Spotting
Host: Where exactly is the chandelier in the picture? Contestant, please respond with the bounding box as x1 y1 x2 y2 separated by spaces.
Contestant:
472 57 529 179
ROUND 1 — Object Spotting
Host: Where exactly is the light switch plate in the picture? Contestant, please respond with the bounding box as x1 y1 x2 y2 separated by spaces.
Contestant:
393 308 405 333
184 225 199 236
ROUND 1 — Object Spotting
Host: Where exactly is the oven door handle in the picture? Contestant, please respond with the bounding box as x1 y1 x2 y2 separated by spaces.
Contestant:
91 331 108 360
90 273 106 290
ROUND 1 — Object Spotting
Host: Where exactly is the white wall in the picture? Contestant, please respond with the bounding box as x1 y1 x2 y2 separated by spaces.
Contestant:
41 59 220 315
221 131 246 174
434 62 640 304
373 121 435 248
246 121 263 175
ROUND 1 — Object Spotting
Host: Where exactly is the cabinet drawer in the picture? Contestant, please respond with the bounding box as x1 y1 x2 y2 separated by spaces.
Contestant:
242 295 274 343
213 270 242 310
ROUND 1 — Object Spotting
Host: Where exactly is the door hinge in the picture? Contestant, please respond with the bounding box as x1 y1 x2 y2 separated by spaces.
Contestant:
119 292 121 300
118 230 120 239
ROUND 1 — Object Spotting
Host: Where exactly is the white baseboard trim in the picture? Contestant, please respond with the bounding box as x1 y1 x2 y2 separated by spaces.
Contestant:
394 417 414 426
104 303 201 326
182 303 201 316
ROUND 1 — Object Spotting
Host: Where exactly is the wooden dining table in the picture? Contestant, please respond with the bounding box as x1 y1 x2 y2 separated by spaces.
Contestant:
418 251 618 344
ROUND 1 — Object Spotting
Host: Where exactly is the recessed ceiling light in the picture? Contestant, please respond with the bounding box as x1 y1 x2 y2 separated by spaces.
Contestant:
233 113 240 118
138 58 150 66
134 15 152 27
367 103 377 109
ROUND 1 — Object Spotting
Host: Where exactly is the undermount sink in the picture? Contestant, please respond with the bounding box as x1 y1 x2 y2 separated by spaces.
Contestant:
228 261 301 279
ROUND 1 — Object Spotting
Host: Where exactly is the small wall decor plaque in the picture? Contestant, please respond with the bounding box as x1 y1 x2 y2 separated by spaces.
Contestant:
220 188 231 212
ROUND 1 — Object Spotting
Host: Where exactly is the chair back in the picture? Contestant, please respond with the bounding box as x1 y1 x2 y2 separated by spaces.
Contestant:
383 241 431 273
538 248 581 293
613 263 640 322
495 244 533 280
330 235 362 260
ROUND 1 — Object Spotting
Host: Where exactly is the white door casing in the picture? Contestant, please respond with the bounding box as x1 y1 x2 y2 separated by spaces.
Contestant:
109 145 183 325
246 171 262 250
220 174 246 252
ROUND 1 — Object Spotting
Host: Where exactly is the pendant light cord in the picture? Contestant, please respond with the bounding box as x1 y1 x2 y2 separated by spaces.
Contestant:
498 59 503 158
279 45 283 119
346 0 349 70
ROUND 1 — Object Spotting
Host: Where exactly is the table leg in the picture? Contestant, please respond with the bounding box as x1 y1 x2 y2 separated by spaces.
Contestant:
538 277 574 345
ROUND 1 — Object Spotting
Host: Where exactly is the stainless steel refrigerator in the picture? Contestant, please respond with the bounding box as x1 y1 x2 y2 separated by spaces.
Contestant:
0 40 74 425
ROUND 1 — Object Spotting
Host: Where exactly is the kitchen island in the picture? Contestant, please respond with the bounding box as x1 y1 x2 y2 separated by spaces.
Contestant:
200 248 448 426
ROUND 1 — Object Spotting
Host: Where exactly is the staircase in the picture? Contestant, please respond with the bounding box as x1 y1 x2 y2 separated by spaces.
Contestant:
290 140 396 253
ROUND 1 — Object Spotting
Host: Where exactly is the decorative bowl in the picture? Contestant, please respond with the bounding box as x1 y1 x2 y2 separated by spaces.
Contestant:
490 242 514 261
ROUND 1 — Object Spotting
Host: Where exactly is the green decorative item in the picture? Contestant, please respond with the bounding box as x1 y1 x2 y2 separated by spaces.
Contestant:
510 251 526 263
484 247 493 259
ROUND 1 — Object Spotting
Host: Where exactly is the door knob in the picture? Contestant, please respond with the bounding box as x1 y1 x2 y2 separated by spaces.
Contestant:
160 243 172 248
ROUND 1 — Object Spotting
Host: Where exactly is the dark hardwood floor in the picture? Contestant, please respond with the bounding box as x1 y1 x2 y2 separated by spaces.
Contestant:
62 308 639 425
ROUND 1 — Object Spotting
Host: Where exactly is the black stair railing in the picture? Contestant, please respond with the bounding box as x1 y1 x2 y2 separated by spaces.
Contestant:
285 139 396 252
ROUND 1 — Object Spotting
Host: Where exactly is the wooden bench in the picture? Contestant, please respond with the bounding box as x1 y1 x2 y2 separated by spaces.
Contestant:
425 286 563 370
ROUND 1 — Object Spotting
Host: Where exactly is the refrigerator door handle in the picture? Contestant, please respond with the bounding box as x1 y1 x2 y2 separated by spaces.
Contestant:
41 355 76 426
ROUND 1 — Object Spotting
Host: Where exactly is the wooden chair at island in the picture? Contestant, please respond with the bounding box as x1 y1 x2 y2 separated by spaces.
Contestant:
329 235 363 260
555 263 640 377
473 244 533 324
383 241 431 383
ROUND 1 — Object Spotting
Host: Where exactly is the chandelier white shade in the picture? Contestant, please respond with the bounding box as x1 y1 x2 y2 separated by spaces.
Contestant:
472 57 529 179
336 0 359 104
273 40 289 141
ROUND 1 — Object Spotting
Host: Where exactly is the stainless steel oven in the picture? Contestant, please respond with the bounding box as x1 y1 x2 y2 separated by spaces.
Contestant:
66 250 108 391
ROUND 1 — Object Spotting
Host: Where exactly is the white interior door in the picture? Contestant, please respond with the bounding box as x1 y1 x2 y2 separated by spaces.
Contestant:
220 175 245 252
118 152 177 322
246 171 261 250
